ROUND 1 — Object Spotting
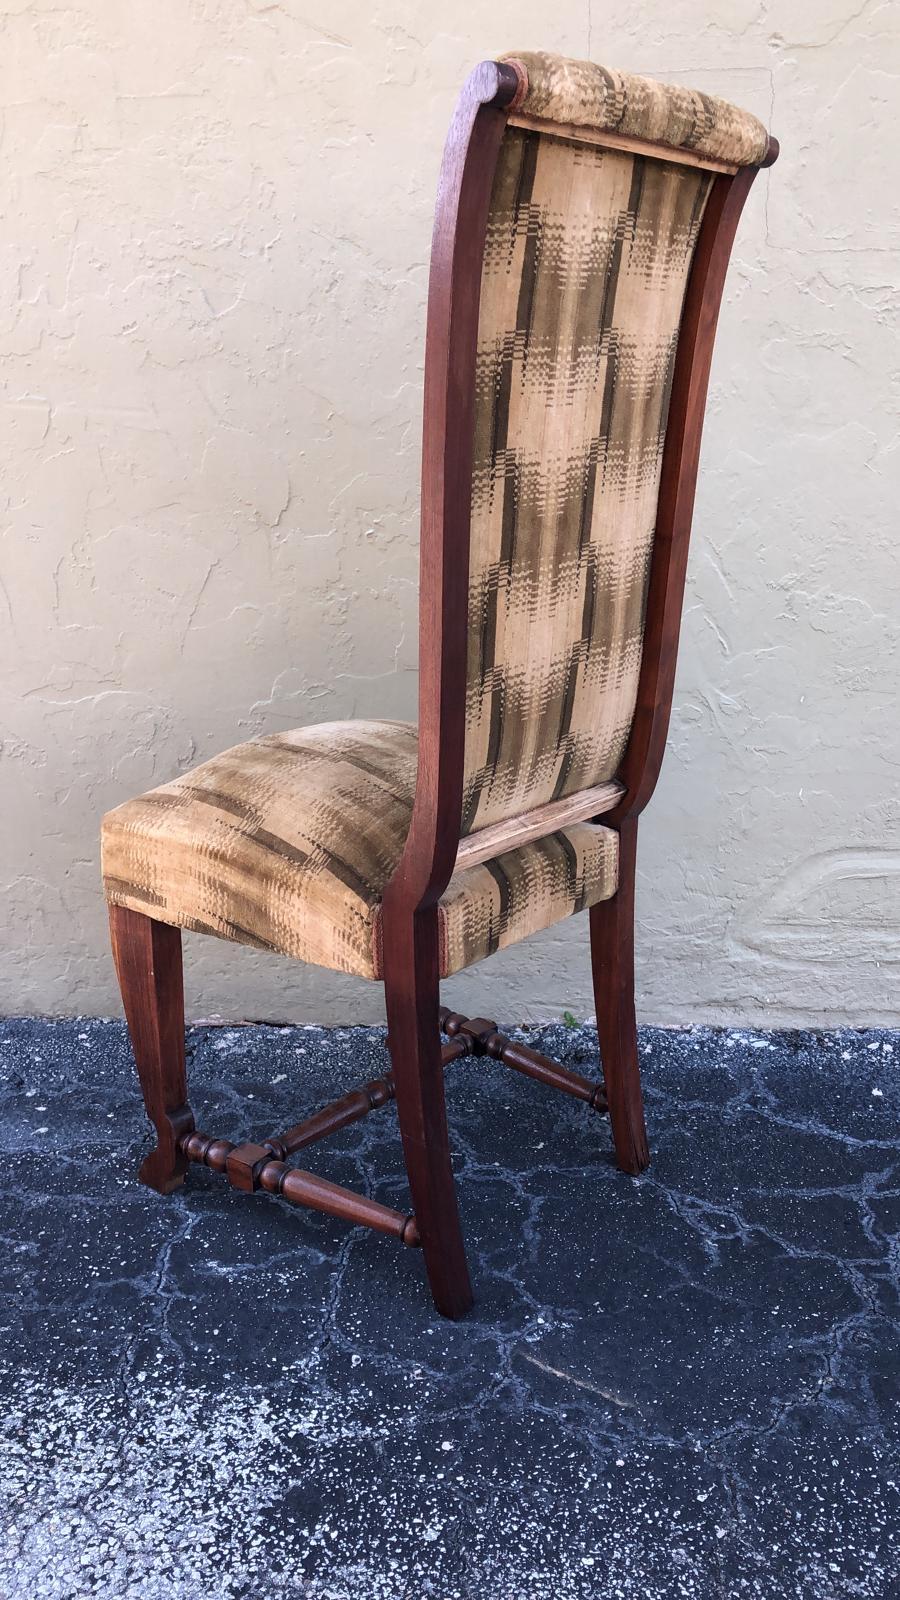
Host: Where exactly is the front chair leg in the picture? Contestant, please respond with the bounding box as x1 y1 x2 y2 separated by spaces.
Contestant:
590 816 650 1175
382 906 473 1319
108 904 194 1194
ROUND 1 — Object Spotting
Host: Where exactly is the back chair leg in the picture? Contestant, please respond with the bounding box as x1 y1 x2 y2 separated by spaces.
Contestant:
589 817 650 1176
108 904 194 1194
382 908 474 1320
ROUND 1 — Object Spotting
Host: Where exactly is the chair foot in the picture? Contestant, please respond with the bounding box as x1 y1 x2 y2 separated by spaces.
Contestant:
138 1138 192 1196
139 1159 185 1196
383 907 474 1319
108 904 195 1194
590 818 650 1176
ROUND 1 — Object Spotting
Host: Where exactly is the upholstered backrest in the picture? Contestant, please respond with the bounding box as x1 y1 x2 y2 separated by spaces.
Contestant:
461 53 768 835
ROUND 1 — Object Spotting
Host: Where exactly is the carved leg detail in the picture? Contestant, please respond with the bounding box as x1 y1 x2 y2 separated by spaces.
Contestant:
108 904 194 1194
382 906 473 1320
590 817 650 1175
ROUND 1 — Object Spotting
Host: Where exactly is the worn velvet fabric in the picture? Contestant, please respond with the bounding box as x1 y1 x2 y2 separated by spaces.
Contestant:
102 721 618 980
501 51 770 167
462 124 714 832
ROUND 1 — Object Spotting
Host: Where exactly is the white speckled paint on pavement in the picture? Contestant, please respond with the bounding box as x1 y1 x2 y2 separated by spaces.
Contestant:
0 1019 897 1597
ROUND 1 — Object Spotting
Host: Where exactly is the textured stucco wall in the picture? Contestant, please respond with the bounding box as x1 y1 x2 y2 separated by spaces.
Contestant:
2 2 898 1026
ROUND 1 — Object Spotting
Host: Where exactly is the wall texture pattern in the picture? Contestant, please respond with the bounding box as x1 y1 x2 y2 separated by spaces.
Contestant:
2 1 898 1025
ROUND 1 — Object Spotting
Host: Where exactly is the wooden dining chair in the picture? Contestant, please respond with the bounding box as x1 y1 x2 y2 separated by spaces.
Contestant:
102 51 777 1318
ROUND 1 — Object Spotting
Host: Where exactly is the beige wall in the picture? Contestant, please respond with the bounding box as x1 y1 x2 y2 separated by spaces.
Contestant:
2 2 898 1026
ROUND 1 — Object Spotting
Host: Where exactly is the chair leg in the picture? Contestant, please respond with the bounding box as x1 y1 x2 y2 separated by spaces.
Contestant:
382 907 473 1319
589 816 650 1175
108 904 194 1194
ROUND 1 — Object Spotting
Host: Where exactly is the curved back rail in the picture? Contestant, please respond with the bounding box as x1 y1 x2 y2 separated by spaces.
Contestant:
384 60 777 916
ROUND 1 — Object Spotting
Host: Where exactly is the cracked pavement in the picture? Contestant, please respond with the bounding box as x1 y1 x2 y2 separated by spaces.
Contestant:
0 1018 897 1598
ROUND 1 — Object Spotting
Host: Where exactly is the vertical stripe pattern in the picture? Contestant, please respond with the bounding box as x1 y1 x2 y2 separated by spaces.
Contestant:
462 128 713 833
433 822 617 978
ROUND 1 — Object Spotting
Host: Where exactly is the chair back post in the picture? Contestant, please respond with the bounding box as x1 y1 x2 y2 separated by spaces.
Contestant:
384 59 521 916
607 135 779 824
386 58 778 900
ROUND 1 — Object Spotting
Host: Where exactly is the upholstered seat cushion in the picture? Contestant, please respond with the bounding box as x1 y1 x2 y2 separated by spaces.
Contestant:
101 721 618 981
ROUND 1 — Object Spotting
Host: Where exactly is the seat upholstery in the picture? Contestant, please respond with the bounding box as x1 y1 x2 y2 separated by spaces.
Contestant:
101 721 618 981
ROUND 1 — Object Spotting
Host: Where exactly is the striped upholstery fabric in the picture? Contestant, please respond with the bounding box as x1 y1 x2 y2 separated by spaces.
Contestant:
462 117 715 834
424 822 617 979
101 721 618 981
502 51 770 167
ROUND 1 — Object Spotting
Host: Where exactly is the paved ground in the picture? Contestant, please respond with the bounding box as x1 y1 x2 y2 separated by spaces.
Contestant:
0 1017 897 1599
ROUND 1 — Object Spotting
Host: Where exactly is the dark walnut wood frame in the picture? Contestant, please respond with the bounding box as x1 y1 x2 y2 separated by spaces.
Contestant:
109 60 778 1319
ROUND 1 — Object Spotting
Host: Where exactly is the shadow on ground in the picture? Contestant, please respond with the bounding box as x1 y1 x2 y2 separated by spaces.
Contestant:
0 1018 897 1599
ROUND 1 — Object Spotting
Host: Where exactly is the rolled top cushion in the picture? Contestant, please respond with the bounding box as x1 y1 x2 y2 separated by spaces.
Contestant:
500 51 770 168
